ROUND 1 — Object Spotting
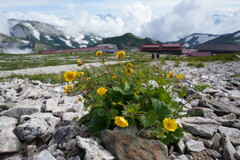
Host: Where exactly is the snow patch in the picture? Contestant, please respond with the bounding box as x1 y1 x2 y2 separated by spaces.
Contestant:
95 37 102 41
74 34 89 44
23 23 41 40
21 40 30 44
234 32 240 38
80 45 87 48
60 38 74 47
183 43 190 48
65 35 71 39
195 35 219 43
185 36 193 42
45 35 53 40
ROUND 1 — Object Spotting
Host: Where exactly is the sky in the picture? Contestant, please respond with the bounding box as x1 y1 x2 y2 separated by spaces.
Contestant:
0 0 240 41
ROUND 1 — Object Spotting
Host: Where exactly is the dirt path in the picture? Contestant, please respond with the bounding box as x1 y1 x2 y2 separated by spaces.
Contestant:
0 61 121 78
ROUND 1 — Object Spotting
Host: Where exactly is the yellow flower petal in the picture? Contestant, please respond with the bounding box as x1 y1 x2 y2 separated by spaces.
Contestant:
96 51 103 57
64 71 77 82
116 51 126 59
97 87 107 95
176 74 184 80
114 116 129 128
163 118 178 131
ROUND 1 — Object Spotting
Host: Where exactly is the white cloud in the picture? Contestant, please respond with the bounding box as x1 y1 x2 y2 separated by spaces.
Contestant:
0 0 240 41
0 13 10 35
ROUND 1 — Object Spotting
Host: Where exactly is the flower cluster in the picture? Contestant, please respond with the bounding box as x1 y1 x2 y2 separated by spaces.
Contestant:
62 50 184 144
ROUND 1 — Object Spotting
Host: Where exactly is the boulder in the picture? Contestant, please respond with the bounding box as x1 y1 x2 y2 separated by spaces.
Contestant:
100 129 168 160
0 116 21 155
186 140 205 153
76 136 114 160
180 117 221 138
218 126 240 146
0 100 42 118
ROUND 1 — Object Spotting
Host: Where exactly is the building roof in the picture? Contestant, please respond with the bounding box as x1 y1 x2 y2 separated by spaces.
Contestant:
162 44 181 47
142 44 160 48
199 44 240 52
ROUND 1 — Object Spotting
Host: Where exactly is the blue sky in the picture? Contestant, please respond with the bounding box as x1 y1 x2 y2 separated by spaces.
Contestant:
0 0 240 41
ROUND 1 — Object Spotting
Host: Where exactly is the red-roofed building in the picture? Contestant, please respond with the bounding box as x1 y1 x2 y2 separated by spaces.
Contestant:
141 44 182 55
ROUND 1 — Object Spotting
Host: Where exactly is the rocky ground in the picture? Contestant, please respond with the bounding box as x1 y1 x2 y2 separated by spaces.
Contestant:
0 61 240 160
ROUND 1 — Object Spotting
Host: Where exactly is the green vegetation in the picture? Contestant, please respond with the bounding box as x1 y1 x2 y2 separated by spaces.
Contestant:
187 61 205 68
0 51 152 71
99 33 161 49
192 84 209 92
174 60 180 67
65 51 185 144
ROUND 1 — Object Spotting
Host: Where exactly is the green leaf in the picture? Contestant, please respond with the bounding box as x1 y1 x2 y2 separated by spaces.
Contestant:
88 110 110 136
96 107 108 117
138 110 157 127
151 98 171 121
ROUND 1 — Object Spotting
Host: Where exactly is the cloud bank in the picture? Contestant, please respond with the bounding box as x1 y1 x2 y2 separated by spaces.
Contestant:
0 0 240 41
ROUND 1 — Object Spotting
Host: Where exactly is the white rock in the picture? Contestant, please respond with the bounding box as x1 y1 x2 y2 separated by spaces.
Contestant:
33 150 56 160
186 140 205 152
0 116 21 154
76 136 114 160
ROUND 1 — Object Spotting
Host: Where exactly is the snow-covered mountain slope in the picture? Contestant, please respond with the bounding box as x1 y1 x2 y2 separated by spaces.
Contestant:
175 33 219 48
8 19 102 51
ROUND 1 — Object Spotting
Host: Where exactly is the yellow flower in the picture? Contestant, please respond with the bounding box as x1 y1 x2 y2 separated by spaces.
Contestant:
125 68 134 76
114 116 129 128
58 75 61 81
76 59 83 66
163 118 178 131
64 84 74 93
77 72 84 77
176 74 184 80
64 71 77 82
167 71 174 78
167 74 173 78
96 51 103 57
97 87 107 95
127 63 133 68
116 51 126 59
112 75 118 80
86 77 91 81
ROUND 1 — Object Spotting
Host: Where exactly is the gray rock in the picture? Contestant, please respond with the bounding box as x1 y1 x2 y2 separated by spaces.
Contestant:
62 139 76 151
222 134 237 160
177 140 185 154
0 116 21 154
180 117 220 138
199 97 240 116
187 107 216 119
33 150 56 160
208 149 222 159
76 136 114 160
45 98 59 112
2 154 23 160
14 118 48 142
49 125 81 146
228 90 240 101
68 156 81 160
25 145 38 157
0 100 42 118
15 113 60 142
100 129 168 160
186 140 205 153
52 149 65 157
113 125 138 135
211 133 221 149
48 144 57 154
190 99 199 107
235 151 240 159
218 126 240 146
176 155 188 160
222 120 240 129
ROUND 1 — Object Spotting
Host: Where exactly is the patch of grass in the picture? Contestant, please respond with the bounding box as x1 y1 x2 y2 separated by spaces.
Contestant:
174 60 180 67
193 84 209 92
187 61 205 68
